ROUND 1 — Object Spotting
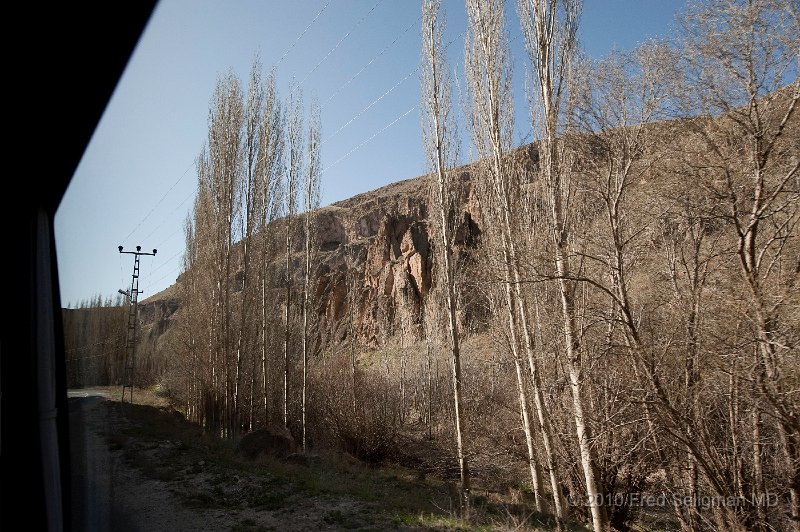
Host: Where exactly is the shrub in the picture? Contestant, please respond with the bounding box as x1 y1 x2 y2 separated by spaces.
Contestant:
309 355 403 463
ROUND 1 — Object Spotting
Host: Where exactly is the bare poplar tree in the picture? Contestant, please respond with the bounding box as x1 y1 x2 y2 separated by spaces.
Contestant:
192 158 218 430
517 1 610 530
301 98 321 452
421 0 470 506
283 83 303 429
183 64 289 436
180 210 205 426
196 73 245 437
257 72 284 427
464 0 567 517
233 60 265 436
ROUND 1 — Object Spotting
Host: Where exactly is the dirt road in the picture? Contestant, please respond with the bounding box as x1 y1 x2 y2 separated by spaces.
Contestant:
69 394 219 531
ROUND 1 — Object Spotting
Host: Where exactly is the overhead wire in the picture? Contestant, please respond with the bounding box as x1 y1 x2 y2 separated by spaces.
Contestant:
150 249 184 275
121 160 194 245
119 253 124 291
300 0 386 86
122 4 424 244
321 29 463 147
122 4 458 237
142 252 184 297
140 183 196 244
276 0 332 68
318 28 466 174
120 1 435 291
321 104 417 176
143 254 154 297
153 223 186 252
149 263 184 291
120 0 340 248
325 15 420 105
322 66 419 146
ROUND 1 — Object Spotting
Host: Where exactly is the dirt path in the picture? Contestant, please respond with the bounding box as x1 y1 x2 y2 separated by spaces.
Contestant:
70 395 219 531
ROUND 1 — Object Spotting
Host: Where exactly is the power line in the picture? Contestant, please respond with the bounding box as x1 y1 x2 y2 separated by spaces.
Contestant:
300 0 385 86
118 13 427 240
141 254 152 299
150 249 183 275
122 113 415 297
119 9 448 248
121 161 194 244
141 186 196 244
115 2 334 247
119 253 124 294
325 16 419 105
321 104 417 176
149 263 183 290
276 0 332 68
119 4 432 268
322 66 419 146
154 224 186 252
321 30 463 148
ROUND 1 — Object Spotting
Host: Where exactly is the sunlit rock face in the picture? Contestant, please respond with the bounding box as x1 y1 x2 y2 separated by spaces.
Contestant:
310 172 481 350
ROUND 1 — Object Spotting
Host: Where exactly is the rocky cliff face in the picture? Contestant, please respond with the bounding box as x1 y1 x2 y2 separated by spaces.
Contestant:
302 171 482 350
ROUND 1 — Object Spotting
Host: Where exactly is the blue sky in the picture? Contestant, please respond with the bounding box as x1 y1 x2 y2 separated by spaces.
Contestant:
55 0 685 306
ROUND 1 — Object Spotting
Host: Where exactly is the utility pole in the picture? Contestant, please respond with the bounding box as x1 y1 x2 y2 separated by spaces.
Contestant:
118 245 156 403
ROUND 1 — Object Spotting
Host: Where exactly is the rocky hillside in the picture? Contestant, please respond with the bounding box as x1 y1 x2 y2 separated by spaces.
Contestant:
130 164 485 374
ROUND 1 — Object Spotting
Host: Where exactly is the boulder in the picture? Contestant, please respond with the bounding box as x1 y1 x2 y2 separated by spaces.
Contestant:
237 425 297 459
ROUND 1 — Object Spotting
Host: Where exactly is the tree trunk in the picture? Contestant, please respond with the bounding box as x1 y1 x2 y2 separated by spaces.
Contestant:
284 221 291 428
301 215 310 451
423 0 471 506
261 276 269 426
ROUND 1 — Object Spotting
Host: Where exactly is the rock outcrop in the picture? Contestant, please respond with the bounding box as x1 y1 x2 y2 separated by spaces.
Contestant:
309 172 481 350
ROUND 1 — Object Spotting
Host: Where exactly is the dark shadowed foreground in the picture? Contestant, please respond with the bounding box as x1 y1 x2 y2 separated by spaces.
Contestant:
68 389 578 531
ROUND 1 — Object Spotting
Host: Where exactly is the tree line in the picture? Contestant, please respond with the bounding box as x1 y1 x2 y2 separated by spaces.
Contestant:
174 62 322 447
63 294 126 387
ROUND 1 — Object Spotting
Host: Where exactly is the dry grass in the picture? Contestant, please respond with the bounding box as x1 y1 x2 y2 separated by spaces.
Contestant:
76 392 578 531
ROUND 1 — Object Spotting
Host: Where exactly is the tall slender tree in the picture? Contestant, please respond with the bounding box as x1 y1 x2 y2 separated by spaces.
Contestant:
421 0 470 506
233 60 264 436
517 1 609 530
283 84 303 428
257 71 284 428
301 98 321 452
